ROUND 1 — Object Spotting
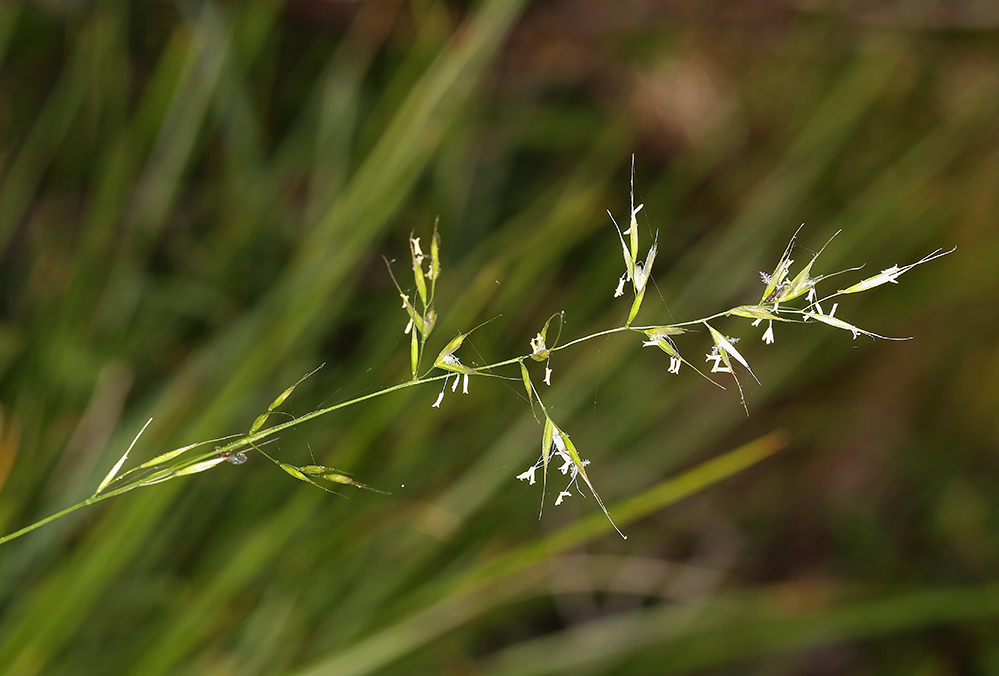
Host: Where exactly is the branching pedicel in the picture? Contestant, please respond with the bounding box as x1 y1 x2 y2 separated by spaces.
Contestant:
0 160 953 545
512 159 952 538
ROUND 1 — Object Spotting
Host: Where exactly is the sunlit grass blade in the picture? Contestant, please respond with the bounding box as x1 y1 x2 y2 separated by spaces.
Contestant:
93 418 152 495
290 431 788 676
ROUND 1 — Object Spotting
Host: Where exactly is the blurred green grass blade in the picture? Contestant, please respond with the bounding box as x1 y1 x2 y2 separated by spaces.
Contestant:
122 496 308 676
0 485 168 673
275 0 529 306
828 80 998 259
0 10 91 252
91 2 232 332
0 2 530 674
479 582 999 675
674 38 906 315
290 431 786 676
303 1 400 227
0 5 21 74
305 126 636 646
125 2 228 234
458 430 789 593
163 0 530 430
2 4 993 675
69 23 194 282
466 116 634 316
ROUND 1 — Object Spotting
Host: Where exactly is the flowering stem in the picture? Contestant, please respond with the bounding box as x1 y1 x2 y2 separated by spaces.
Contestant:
0 222 951 545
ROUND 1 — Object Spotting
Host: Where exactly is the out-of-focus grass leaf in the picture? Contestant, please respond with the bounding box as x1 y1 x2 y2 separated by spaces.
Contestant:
1 2 997 675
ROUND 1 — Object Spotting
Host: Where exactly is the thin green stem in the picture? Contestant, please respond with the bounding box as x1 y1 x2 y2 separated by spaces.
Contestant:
0 246 943 546
0 300 769 546
553 326 632 351
0 501 94 545
0 465 169 545
0 375 448 545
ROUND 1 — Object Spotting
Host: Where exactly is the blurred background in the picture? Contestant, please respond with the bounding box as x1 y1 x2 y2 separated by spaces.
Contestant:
1 0 997 674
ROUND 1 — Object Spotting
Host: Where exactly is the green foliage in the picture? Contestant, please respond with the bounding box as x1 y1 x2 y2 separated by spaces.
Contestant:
1 1 997 675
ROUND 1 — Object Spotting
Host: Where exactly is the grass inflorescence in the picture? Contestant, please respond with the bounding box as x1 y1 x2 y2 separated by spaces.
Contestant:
0 159 951 545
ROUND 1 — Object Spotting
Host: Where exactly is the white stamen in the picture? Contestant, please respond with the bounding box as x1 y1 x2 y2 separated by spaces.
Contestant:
762 321 775 345
706 353 731 373
558 456 572 474
432 374 450 408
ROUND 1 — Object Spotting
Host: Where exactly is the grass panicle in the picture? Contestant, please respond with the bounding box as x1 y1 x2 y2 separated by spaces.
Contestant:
0 164 951 546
